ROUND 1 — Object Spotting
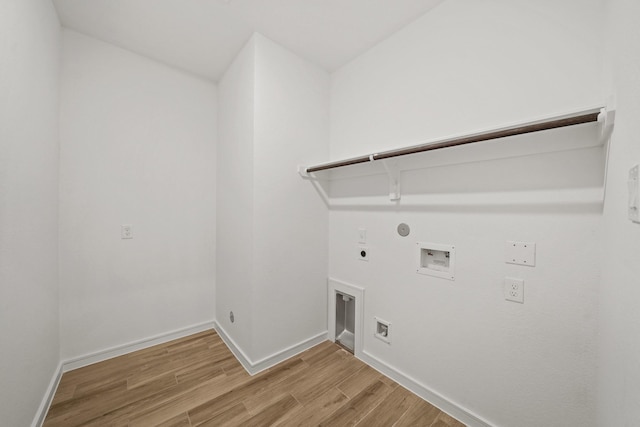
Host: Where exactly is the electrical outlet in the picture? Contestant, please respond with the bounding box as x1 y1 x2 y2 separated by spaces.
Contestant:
505 277 524 303
121 224 133 239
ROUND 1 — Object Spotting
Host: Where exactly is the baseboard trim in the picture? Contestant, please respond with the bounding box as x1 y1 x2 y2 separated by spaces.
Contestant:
31 361 63 427
214 321 328 375
62 320 216 372
212 322 255 372
359 350 494 427
249 330 328 375
33 321 488 426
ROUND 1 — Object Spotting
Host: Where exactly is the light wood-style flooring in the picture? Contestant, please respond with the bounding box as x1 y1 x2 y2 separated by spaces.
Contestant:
44 330 465 426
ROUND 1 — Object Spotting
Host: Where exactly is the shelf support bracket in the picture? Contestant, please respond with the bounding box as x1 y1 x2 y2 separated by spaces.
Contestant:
598 106 616 144
297 165 330 207
381 159 401 201
599 103 617 204
297 165 311 178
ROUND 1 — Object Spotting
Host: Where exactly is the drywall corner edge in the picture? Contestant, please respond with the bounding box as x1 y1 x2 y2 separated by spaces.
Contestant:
31 362 63 427
213 321 255 373
214 321 328 376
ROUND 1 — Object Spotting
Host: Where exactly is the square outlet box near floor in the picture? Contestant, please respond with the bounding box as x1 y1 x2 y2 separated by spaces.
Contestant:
374 317 391 344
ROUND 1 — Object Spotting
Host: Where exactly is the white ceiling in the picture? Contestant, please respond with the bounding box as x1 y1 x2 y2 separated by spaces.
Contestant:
53 0 444 81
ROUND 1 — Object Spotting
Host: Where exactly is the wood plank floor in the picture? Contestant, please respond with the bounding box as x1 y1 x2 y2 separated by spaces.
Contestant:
44 330 466 426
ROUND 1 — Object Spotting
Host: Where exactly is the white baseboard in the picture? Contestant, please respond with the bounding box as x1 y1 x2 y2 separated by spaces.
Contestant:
212 322 255 371
32 321 215 427
32 320 325 425
215 320 493 425
31 361 63 427
214 321 328 375
62 320 216 372
359 350 494 427
32 320 489 427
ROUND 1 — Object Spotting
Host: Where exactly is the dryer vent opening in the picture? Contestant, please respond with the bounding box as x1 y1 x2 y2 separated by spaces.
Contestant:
335 291 355 353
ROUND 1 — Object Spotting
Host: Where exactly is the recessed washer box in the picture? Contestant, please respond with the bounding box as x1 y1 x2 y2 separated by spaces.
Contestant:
417 242 455 281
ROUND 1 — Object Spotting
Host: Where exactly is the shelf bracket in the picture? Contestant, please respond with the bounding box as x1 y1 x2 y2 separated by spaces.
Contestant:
598 106 616 144
381 159 401 201
599 103 617 204
297 165 311 178
297 165 330 207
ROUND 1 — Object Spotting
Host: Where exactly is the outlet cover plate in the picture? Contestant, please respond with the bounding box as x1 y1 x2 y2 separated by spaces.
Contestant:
505 277 524 303
121 224 133 239
358 246 369 261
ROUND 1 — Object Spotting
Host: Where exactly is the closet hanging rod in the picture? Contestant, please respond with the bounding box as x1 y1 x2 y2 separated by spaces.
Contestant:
305 108 603 174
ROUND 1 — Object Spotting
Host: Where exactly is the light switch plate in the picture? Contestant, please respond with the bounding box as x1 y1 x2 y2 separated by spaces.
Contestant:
629 164 639 223
505 241 535 266
358 228 367 244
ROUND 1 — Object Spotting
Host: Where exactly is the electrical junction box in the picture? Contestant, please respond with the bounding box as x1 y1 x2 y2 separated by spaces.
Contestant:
505 241 536 266
417 242 455 281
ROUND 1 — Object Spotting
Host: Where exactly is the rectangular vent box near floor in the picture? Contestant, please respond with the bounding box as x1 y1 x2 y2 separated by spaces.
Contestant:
328 279 364 357
335 291 355 353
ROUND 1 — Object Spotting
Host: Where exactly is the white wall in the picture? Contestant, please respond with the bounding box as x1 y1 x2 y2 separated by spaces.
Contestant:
251 34 329 361
217 37 256 354
5 1 633 425
328 1 604 426
217 33 329 365
330 0 603 160
59 30 217 360
598 0 640 425
0 0 61 425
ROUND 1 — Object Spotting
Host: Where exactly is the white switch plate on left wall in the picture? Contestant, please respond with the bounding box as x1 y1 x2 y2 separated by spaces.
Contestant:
358 228 367 244
121 224 133 239
629 164 640 223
